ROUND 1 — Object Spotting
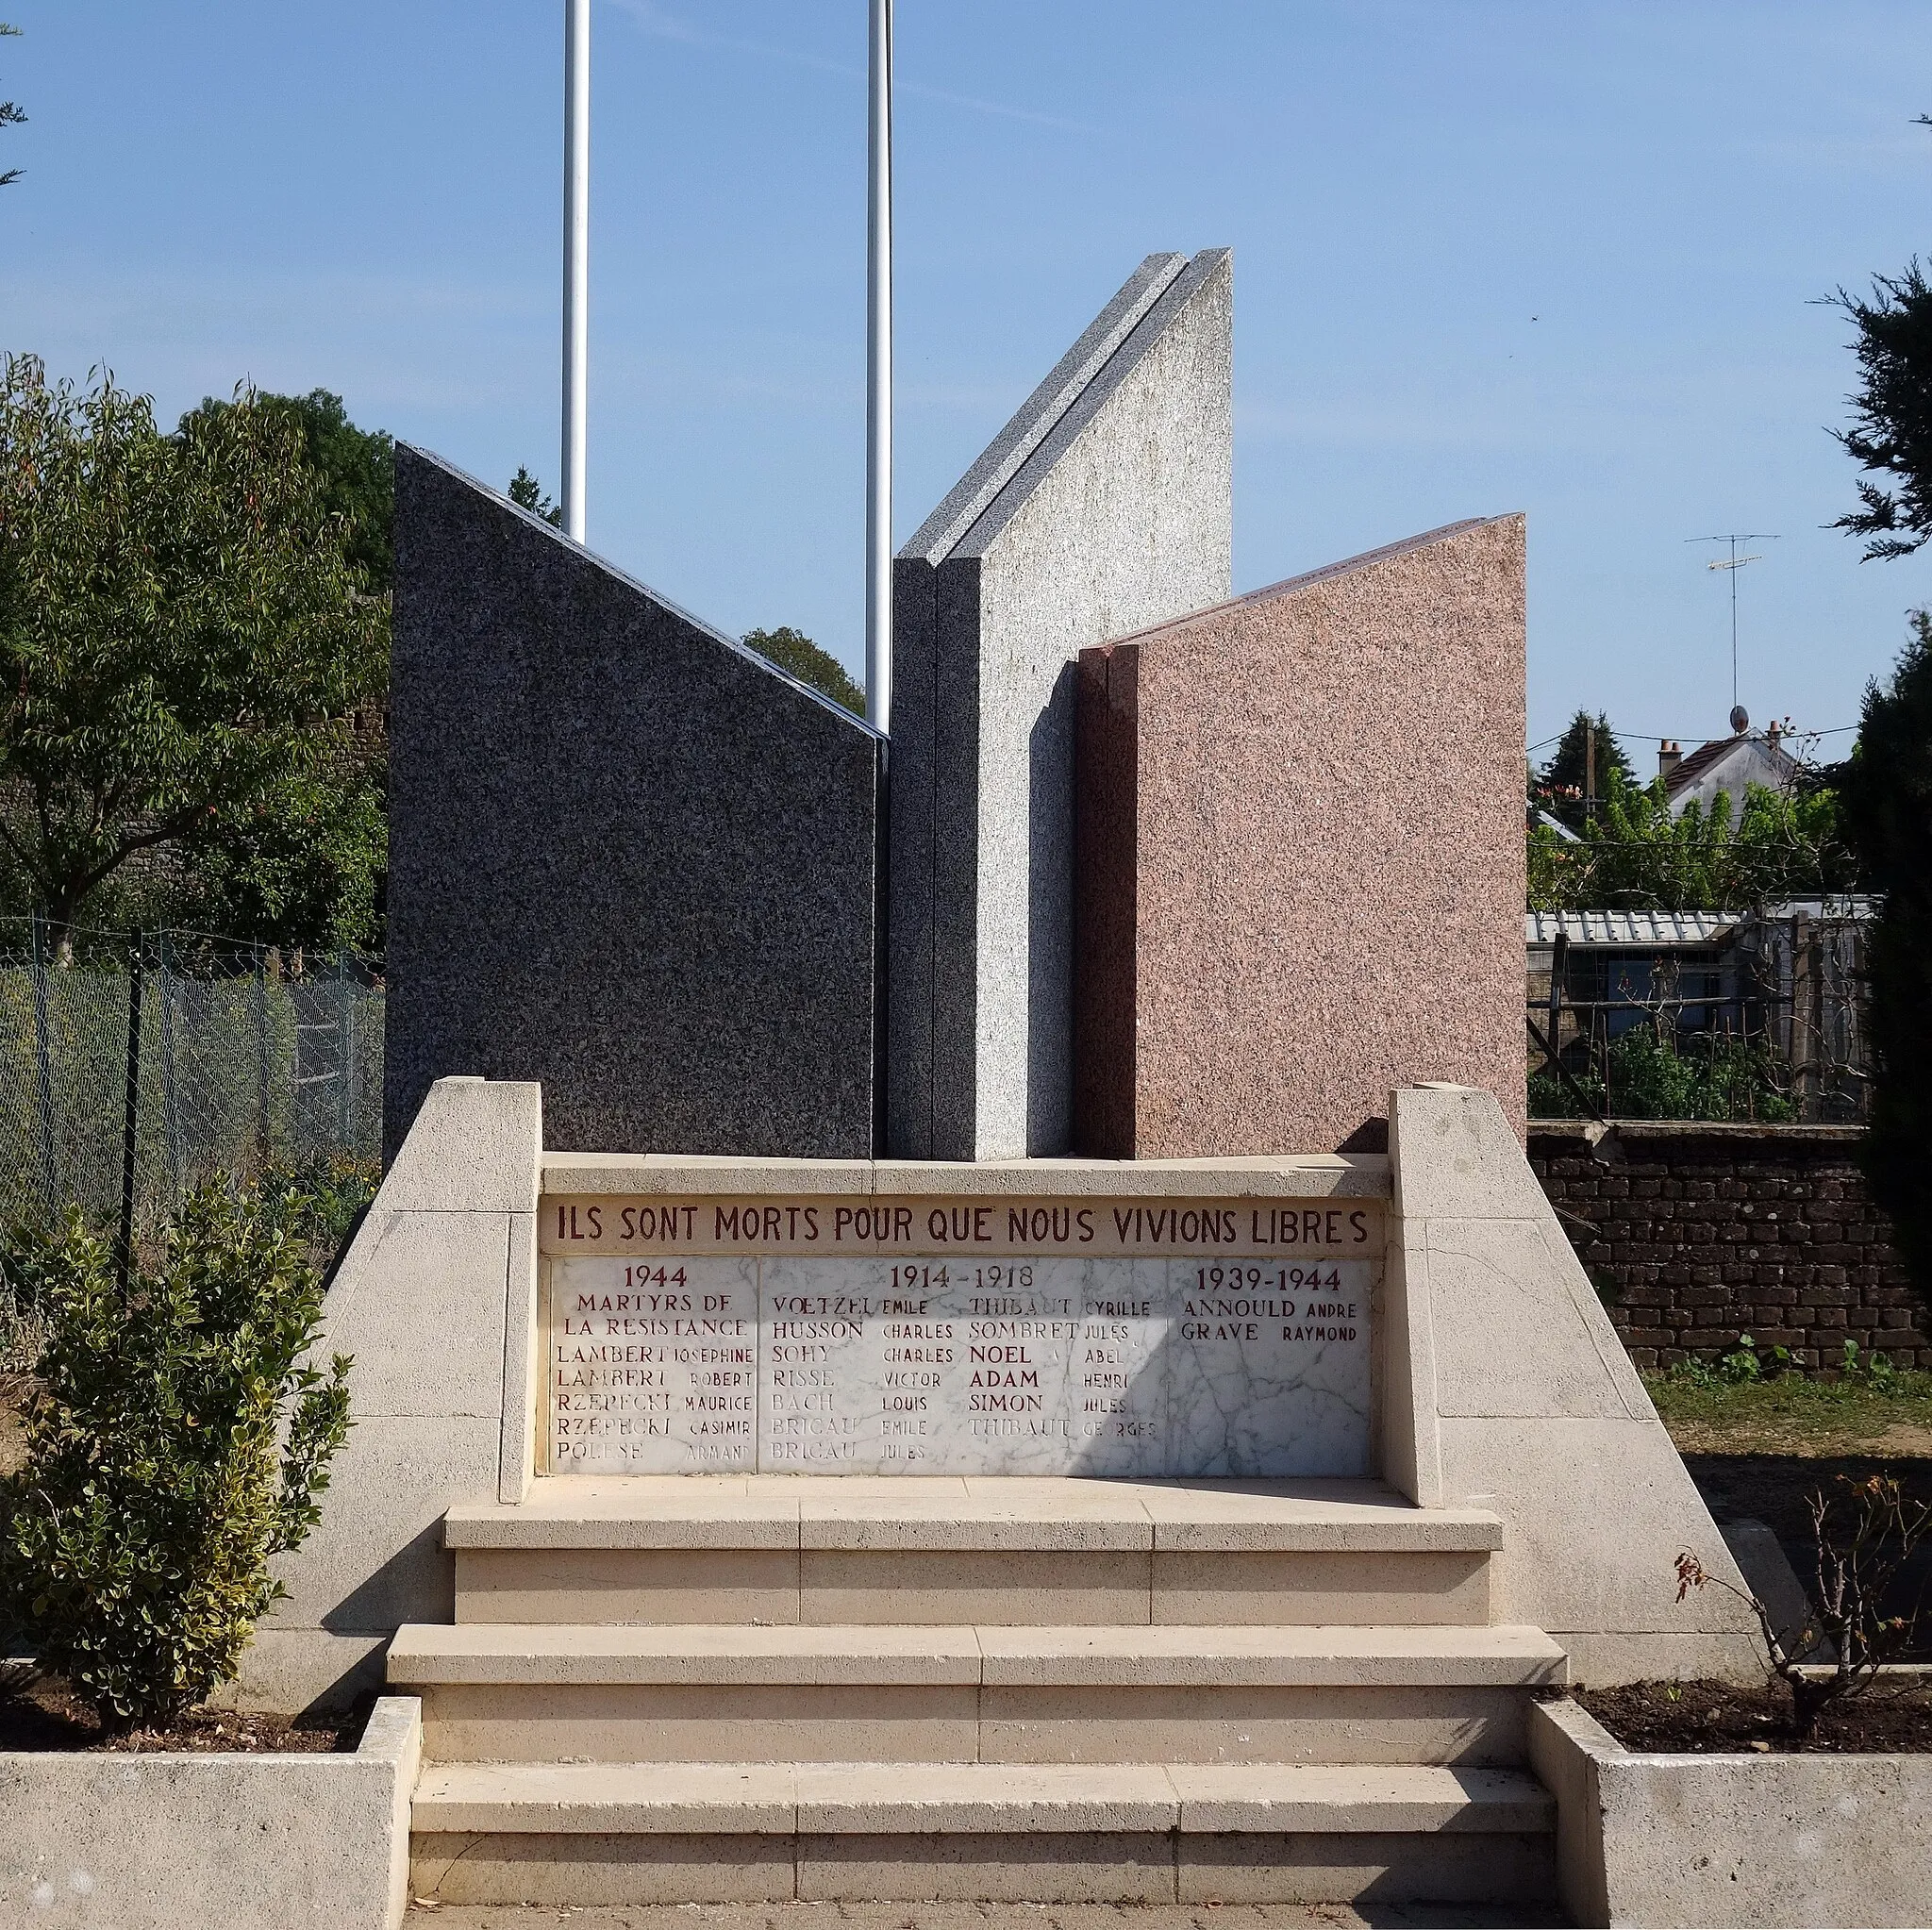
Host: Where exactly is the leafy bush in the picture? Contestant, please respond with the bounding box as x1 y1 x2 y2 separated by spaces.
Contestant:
0 1183 350 1728
254 1154 380 1273
1528 774 1852 914
1529 1027 1797 1122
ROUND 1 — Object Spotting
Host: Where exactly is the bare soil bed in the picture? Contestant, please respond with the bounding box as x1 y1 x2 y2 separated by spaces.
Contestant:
1578 1677 1932 1754
0 1373 27 1478
0 1672 361 1754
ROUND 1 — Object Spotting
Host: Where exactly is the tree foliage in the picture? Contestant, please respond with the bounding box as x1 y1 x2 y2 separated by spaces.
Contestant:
1 22 24 191
742 625 864 716
508 465 564 528
1527 773 1851 912
1831 260 1932 560
188 389 395 593
0 358 388 945
0 1184 351 1729
1836 613 1932 1308
1533 709 1635 828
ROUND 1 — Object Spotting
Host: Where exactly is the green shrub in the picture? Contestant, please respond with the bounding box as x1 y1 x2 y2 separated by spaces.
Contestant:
254 1154 380 1273
0 1183 350 1728
1530 1027 1797 1122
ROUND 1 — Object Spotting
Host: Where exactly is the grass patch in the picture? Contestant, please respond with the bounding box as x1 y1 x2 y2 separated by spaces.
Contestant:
1646 1363 1932 1456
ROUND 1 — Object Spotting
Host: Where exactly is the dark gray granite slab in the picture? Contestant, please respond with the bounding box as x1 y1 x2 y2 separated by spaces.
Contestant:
887 249 1234 1161
385 446 883 1158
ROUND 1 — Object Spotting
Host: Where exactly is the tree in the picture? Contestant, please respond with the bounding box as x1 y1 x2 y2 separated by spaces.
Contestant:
1835 614 1932 1308
186 390 395 593
1830 260 1932 559
1528 774 1852 913
1 23 24 191
174 388 391 949
742 625 864 715
0 357 388 948
173 745 387 951
1533 709 1635 829
508 465 564 527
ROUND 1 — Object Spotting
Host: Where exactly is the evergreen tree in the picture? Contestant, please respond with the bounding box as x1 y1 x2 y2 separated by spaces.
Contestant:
508 466 564 528
1836 614 1932 1313
1534 710 1635 829
1831 258 1932 560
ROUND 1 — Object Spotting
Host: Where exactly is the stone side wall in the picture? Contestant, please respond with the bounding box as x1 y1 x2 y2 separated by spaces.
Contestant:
1527 1122 1928 1370
889 249 1233 1162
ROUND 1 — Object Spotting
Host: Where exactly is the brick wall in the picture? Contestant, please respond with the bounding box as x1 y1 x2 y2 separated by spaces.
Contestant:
1527 1122 1930 1371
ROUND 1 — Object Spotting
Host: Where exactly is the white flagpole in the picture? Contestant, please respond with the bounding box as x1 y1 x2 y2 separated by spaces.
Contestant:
865 0 893 730
562 0 590 543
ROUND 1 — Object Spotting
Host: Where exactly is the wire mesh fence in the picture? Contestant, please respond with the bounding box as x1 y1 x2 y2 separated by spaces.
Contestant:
0 919 383 1243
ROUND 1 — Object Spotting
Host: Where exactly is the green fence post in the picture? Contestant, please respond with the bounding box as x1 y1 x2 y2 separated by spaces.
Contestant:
254 943 270 1175
119 936 144 1277
29 911 59 1220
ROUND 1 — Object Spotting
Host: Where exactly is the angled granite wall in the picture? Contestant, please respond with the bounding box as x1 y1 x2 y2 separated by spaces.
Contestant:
386 447 884 1158
888 249 1233 1161
1073 516 1527 1156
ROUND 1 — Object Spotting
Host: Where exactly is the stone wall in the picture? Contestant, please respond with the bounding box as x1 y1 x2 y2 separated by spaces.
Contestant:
1526 1122 1928 1370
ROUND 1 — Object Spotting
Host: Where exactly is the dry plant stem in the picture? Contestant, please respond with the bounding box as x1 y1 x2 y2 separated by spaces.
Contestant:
1677 1472 1931 1735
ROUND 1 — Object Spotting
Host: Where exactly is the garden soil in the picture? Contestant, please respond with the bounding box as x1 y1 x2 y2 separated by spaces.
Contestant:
1580 1677 1932 1754
0 1673 361 1753
0 1375 25 1477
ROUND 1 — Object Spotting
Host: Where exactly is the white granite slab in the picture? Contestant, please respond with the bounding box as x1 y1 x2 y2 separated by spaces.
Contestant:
541 1198 1373 1477
547 1256 758 1472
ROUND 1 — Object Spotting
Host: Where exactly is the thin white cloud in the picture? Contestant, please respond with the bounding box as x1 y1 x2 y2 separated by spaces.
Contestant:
606 0 1098 133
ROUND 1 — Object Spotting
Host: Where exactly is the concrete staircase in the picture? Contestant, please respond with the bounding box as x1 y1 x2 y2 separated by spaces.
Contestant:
389 1476 1567 1907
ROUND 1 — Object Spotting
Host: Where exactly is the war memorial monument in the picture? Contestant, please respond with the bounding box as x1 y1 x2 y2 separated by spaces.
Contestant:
241 252 1764 1916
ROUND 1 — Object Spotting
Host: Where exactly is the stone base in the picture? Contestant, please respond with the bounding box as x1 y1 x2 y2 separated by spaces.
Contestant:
412 1827 1557 1908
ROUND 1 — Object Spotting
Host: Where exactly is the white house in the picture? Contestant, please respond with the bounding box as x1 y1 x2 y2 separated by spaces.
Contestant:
1658 721 1798 821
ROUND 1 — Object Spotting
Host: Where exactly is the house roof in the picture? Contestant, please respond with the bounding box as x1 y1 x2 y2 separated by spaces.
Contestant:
1525 910 1739 947
1663 731 1796 798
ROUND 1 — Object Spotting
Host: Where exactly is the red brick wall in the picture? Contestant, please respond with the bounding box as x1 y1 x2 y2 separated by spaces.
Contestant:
1527 1123 1929 1371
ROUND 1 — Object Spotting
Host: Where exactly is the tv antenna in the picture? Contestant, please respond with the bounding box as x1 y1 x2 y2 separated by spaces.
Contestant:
1689 532 1778 718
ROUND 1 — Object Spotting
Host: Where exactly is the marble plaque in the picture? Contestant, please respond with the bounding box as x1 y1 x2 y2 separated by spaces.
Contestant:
540 1196 1375 1477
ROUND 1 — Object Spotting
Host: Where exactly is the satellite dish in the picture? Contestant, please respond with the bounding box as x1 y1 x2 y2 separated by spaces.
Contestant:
1729 705 1749 734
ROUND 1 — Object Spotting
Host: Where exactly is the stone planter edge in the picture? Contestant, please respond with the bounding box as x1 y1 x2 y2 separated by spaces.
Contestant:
1528 1694 1932 1928
0 1691 420 1930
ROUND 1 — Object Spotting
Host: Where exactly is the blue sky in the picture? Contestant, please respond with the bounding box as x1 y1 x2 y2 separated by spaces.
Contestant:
4 2 1932 765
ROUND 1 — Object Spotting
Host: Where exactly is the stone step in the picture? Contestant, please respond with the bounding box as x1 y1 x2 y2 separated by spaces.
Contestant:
388 1622 1566 1767
445 1475 1503 1626
408 1758 1557 1906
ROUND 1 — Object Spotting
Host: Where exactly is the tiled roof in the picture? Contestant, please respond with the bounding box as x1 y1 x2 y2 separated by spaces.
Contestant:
1663 732 1798 797
1661 734 1742 795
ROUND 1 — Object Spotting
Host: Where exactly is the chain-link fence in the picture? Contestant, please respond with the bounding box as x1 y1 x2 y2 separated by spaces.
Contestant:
0 919 383 1243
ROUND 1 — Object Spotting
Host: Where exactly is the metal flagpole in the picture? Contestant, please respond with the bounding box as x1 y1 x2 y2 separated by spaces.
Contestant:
865 0 893 730
562 0 590 543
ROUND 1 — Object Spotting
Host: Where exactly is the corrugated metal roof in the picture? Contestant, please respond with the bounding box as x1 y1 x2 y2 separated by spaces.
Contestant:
1524 911 1739 946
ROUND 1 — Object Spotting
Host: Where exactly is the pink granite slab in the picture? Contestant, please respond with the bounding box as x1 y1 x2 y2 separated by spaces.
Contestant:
1073 515 1526 1156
